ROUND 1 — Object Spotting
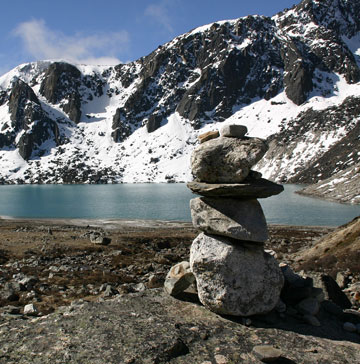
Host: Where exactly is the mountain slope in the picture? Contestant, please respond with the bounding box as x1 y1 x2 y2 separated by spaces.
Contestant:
297 163 360 204
295 216 360 272
0 0 359 199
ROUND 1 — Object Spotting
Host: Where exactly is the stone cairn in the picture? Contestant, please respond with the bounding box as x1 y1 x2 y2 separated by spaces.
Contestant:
165 124 285 317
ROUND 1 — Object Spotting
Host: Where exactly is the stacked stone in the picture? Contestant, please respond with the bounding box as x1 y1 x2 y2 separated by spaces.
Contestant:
187 125 285 317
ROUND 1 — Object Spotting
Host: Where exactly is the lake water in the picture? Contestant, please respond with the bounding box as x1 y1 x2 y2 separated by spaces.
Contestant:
0 183 358 226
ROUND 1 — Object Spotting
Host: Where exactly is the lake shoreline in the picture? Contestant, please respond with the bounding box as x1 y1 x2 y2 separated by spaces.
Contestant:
0 216 337 231
0 183 358 226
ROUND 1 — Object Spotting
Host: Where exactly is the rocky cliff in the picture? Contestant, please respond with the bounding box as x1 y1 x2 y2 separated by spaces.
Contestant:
0 0 359 201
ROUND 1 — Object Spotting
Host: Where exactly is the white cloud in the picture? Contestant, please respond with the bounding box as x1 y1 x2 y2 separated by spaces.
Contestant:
145 1 174 33
13 19 130 65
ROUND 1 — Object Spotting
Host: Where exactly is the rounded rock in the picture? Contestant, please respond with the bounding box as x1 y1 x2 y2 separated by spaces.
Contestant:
164 261 195 296
343 322 357 332
191 137 268 183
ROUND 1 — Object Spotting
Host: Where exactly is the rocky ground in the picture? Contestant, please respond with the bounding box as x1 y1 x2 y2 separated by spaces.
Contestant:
0 218 360 363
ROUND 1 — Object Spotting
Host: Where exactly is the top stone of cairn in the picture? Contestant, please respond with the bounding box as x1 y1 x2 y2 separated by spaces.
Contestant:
191 127 268 184
219 124 248 138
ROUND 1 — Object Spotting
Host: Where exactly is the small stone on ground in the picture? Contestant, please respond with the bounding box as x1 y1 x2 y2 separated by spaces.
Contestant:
252 345 282 362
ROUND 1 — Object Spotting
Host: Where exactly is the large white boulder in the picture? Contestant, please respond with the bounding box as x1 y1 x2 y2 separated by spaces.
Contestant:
190 233 284 316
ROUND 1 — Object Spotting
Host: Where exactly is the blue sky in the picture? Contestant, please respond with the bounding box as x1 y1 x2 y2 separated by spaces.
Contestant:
0 0 298 75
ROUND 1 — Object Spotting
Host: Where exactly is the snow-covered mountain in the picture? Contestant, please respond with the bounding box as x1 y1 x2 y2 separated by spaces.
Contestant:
0 0 359 197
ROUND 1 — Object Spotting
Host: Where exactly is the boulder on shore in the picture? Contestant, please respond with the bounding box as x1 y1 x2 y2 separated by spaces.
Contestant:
190 233 284 316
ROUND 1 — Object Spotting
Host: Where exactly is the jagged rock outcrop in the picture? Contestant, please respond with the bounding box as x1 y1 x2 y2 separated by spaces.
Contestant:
277 1 360 79
8 79 40 129
289 116 360 184
17 119 60 160
3 79 61 160
280 39 314 105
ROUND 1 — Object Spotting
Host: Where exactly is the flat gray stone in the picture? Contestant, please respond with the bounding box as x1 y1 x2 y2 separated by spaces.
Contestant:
191 137 268 183
220 124 247 138
190 233 284 316
187 178 283 198
190 197 268 242
253 345 282 362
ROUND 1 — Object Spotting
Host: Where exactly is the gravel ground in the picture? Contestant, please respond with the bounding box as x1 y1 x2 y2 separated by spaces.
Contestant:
0 218 359 364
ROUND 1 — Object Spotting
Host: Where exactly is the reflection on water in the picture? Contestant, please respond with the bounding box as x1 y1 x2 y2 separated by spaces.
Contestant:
0 183 358 226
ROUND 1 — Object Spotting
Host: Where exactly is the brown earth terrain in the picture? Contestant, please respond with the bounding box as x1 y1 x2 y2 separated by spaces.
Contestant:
0 218 359 363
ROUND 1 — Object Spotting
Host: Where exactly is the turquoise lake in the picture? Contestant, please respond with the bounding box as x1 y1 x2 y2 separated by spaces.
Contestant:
0 183 358 226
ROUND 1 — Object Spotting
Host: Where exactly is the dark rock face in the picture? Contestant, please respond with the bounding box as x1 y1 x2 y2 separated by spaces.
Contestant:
0 134 12 149
173 17 284 125
146 113 164 133
1 79 61 160
39 62 82 123
62 93 81 124
280 39 313 105
320 274 352 310
17 119 60 160
9 79 41 131
111 108 132 142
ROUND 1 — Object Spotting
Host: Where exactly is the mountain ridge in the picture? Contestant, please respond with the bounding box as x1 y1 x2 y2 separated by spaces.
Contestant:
0 0 359 204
